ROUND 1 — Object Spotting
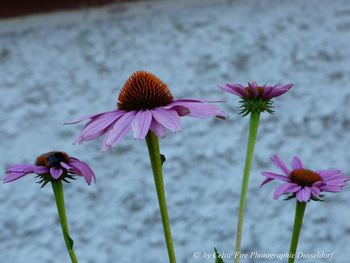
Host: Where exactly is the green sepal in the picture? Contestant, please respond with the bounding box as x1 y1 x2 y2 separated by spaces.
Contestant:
238 98 274 116
36 173 76 188
310 195 325 202
283 193 325 202
283 194 296 201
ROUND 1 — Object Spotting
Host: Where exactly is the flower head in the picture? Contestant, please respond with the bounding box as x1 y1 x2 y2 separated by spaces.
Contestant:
260 155 349 202
65 70 226 151
4 151 96 186
219 82 293 116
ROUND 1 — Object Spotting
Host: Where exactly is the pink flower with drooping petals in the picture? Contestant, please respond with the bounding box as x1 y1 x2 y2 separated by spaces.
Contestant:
260 155 349 202
65 71 226 151
219 82 293 100
219 82 293 115
4 151 96 186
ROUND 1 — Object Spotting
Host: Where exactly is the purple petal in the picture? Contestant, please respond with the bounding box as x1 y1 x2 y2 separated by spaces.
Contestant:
64 110 117 125
219 84 247 97
68 157 96 185
324 177 348 185
74 111 124 144
102 111 136 151
235 86 250 97
224 84 249 97
218 85 243 97
281 83 294 90
271 155 291 176
165 100 226 119
170 99 225 104
321 176 347 186
3 172 29 183
60 162 72 170
324 177 349 185
151 108 181 132
273 183 300 200
33 166 49 174
248 82 258 97
296 187 311 202
262 86 273 99
4 164 45 183
261 171 291 182
316 170 342 180
287 184 302 193
50 167 63 179
7 164 38 173
292 156 303 170
131 110 152 139
260 177 274 187
150 119 167 138
312 181 325 187
310 186 320 197
169 105 191 116
320 185 344 192
270 83 293 98
270 88 289 97
324 179 348 186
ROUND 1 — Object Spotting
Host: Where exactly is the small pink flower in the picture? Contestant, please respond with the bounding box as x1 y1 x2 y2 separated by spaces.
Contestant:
219 82 293 100
65 71 226 151
4 151 96 186
219 82 293 115
260 155 349 202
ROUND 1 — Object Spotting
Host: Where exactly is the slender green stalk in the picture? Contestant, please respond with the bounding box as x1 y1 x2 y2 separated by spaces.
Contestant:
145 131 176 263
235 111 260 263
52 180 78 263
288 201 307 263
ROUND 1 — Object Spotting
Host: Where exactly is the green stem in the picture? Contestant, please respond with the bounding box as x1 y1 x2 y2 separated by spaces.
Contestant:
288 201 307 263
235 111 260 263
52 180 78 263
145 131 176 263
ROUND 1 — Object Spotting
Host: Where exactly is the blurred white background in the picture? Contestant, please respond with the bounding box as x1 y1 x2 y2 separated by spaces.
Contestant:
1 0 350 262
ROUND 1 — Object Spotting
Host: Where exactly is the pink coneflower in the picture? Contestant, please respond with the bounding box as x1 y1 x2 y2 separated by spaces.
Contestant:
220 82 293 100
4 151 95 262
220 80 293 263
219 82 293 115
261 155 349 202
4 151 96 186
65 71 226 151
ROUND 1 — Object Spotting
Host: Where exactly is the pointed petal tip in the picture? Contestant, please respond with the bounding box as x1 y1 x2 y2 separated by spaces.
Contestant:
271 154 279 159
292 156 303 170
68 157 96 186
285 83 294 89
271 154 291 176
101 144 111 152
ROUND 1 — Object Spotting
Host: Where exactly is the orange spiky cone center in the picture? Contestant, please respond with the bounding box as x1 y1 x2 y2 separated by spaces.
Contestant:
117 71 173 111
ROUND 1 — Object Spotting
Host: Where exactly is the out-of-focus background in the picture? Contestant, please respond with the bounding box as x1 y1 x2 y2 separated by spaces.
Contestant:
1 0 350 262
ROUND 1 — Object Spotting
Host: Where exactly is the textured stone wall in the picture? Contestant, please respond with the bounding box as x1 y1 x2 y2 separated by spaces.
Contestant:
1 0 350 262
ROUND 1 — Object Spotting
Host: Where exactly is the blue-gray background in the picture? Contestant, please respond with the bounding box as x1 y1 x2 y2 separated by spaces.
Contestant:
1 0 350 262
